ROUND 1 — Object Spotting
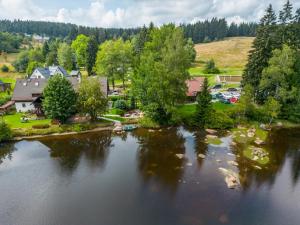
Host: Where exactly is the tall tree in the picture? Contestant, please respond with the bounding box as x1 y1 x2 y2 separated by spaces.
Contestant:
86 36 98 76
42 41 50 60
195 78 212 128
132 24 194 124
77 78 108 121
71 34 89 68
279 0 293 25
42 75 77 123
243 4 280 102
57 43 75 71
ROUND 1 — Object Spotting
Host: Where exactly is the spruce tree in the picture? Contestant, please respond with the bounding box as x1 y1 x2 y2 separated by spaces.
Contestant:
243 4 280 103
279 0 293 25
86 36 98 76
195 78 212 128
261 4 277 26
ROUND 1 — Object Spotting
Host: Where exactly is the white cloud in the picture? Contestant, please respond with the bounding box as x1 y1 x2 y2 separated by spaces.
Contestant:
0 0 300 27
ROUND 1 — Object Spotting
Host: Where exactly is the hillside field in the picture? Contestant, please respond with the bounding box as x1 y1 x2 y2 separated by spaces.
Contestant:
190 37 254 76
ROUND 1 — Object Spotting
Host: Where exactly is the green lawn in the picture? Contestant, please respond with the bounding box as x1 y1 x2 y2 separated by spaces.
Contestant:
213 102 236 111
3 113 51 129
176 102 236 121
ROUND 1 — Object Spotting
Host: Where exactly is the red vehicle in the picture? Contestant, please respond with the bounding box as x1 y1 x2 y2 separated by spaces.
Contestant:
230 97 238 104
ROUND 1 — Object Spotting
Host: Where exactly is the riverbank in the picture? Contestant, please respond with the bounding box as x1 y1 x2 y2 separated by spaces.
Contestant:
12 125 114 141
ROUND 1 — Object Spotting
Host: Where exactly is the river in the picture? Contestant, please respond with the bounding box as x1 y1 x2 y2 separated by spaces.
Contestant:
0 127 299 225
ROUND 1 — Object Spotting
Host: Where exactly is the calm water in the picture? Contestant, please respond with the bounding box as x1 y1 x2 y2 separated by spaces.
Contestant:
0 127 300 225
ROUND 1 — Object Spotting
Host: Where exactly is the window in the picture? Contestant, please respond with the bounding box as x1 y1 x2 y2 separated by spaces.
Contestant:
22 103 26 108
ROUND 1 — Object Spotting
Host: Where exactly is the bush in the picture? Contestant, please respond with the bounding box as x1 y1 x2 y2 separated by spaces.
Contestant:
0 122 12 142
32 124 50 129
139 117 160 129
207 111 235 129
114 100 128 110
1 65 9 72
203 59 220 74
109 108 125 116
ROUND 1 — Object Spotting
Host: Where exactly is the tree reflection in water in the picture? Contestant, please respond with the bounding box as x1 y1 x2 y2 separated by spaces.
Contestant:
40 131 113 173
233 128 300 190
0 142 15 165
132 128 186 193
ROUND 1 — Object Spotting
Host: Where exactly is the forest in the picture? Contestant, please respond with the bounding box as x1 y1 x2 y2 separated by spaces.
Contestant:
0 18 257 44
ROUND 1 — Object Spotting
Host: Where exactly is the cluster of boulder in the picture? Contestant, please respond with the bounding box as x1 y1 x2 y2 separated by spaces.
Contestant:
249 146 269 161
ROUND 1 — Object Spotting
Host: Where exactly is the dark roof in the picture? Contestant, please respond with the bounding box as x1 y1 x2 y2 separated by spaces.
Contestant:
35 67 51 78
12 77 108 102
12 78 48 101
88 76 108 96
0 80 3 85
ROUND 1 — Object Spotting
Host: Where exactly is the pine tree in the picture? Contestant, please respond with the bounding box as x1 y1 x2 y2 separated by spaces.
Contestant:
86 36 98 76
42 41 49 60
261 4 277 26
243 4 280 103
279 0 293 25
195 78 212 128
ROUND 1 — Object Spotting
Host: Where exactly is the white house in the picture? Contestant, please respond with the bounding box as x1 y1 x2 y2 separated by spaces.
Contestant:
31 66 69 79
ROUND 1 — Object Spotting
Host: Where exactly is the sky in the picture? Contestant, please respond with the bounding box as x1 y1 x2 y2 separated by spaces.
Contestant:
0 0 299 28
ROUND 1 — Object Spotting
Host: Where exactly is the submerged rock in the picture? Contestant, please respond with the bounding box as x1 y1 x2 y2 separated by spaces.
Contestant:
175 154 185 159
206 129 217 134
206 134 218 139
198 154 206 159
227 161 238 166
218 167 240 189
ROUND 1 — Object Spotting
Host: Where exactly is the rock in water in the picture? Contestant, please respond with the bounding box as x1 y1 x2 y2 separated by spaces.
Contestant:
175 154 184 159
206 129 217 134
227 161 238 166
198 154 206 159
218 167 240 189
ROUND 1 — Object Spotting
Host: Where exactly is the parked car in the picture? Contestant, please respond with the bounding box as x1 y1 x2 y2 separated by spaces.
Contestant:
230 97 239 104
227 88 238 92
212 84 222 90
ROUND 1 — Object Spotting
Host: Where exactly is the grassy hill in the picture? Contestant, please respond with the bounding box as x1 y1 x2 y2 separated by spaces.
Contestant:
190 37 254 76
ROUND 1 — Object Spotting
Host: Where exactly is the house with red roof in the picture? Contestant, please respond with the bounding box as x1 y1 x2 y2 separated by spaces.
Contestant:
186 77 205 100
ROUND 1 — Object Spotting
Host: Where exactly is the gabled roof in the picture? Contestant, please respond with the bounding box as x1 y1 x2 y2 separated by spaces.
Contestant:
186 77 205 97
49 66 68 76
35 67 51 78
12 78 48 101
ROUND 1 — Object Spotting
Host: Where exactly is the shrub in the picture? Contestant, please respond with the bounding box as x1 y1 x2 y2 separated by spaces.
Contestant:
0 122 12 142
1 65 9 72
203 59 220 74
32 124 50 129
114 100 128 110
110 108 125 116
207 111 235 129
139 117 160 129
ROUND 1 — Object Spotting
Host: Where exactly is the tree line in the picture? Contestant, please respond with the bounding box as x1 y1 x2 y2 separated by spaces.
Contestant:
0 18 257 45
181 18 257 43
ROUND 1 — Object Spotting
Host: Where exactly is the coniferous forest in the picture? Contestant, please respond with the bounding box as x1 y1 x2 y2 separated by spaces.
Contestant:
0 18 257 44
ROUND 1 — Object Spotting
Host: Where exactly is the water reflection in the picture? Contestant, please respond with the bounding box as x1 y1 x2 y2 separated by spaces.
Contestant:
0 127 300 225
133 128 186 192
40 131 112 173
0 142 15 164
